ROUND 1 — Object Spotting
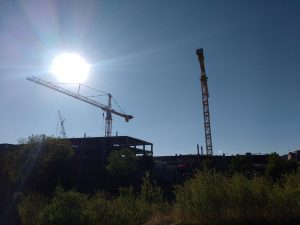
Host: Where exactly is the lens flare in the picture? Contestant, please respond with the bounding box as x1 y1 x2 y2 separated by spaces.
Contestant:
51 53 90 83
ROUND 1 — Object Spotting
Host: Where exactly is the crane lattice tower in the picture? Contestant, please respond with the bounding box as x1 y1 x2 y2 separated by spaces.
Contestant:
196 48 213 156
58 110 67 138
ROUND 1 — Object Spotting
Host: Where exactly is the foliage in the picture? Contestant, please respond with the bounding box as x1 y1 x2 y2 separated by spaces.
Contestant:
265 153 283 180
16 171 300 225
12 143 300 225
175 171 229 224
110 186 146 225
39 186 90 225
88 191 111 225
265 153 298 180
106 148 137 176
175 171 300 225
17 173 165 225
229 155 253 175
89 174 164 225
26 134 47 144
139 172 163 204
17 192 47 225
1 135 74 193
202 158 214 171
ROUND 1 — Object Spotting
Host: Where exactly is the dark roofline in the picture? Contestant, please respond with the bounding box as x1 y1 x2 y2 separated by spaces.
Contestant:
67 136 153 146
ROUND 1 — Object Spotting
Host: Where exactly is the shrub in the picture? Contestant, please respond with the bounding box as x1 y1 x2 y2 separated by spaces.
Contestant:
175 171 300 225
88 191 111 225
1 136 74 193
175 171 229 224
139 172 163 204
17 192 47 225
38 186 90 225
88 173 165 225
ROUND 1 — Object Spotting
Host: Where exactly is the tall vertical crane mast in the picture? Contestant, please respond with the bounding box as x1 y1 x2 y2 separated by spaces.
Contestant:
105 94 112 137
196 48 213 155
58 110 67 138
27 76 133 137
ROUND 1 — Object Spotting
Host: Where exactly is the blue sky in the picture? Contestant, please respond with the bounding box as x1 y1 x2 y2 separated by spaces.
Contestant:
0 0 299 156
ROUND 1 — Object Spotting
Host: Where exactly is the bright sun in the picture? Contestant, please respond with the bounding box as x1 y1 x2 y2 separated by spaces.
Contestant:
51 53 90 83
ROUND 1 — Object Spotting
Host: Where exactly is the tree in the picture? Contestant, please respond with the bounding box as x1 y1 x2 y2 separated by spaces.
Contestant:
106 149 136 176
229 155 253 175
264 152 298 180
265 153 281 180
283 159 298 174
2 135 75 193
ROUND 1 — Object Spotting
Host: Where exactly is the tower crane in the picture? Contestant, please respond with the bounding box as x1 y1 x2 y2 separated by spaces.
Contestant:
58 110 67 138
27 76 133 137
196 49 213 156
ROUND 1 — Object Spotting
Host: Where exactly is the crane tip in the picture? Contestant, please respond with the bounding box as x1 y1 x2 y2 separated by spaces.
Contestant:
196 48 204 56
125 115 133 122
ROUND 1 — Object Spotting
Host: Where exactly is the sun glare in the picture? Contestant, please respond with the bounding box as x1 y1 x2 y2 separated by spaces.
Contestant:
51 53 90 83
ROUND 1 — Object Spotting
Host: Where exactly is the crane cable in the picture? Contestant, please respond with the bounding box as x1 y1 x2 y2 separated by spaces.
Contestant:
53 82 109 95
102 112 105 136
112 96 125 114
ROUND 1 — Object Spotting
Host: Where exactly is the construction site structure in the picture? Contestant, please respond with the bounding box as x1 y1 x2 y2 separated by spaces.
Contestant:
196 48 213 156
58 110 67 138
27 76 133 137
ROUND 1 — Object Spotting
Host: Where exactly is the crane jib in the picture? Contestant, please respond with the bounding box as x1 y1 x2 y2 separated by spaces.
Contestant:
27 76 133 136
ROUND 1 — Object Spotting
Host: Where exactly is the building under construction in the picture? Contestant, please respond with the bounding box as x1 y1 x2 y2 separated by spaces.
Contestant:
69 135 153 191
69 135 152 173
0 135 153 192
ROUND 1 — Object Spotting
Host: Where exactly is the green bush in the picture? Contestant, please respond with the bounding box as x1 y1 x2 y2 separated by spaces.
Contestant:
227 174 272 222
16 169 300 225
265 153 299 181
139 172 163 204
175 171 229 224
88 191 111 225
38 186 90 225
267 173 300 223
1 136 74 193
228 155 253 175
17 192 47 225
175 171 300 225
88 173 165 225
88 187 154 225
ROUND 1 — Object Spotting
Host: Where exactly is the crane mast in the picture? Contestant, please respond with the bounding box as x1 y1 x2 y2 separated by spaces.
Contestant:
58 110 67 138
105 94 112 137
27 76 133 137
196 48 213 156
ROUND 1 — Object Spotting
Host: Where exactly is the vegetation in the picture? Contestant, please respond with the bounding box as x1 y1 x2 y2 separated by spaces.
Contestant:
106 148 137 176
1 135 74 193
2 136 300 224
17 174 166 225
175 171 300 225
14 170 300 225
265 152 298 180
228 155 253 175
105 148 138 188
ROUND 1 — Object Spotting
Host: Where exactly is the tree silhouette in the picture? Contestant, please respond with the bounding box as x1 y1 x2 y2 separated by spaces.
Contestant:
106 148 136 176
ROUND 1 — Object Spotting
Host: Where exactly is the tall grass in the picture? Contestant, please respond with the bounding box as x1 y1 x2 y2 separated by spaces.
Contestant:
17 192 47 225
175 171 300 225
17 172 300 225
17 173 166 225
